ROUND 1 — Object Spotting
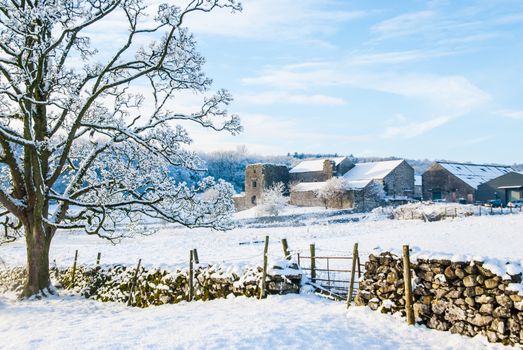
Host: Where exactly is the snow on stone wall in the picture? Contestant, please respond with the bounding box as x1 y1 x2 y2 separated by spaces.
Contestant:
356 252 523 346
0 262 302 307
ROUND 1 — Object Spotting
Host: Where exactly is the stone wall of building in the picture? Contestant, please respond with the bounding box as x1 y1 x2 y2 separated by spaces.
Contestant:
422 163 475 203
289 190 325 207
353 187 382 212
356 252 523 346
336 158 355 176
290 160 335 183
382 160 415 198
290 171 325 183
290 189 355 209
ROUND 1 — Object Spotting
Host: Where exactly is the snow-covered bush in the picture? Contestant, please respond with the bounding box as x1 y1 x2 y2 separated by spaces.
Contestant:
257 182 288 217
391 202 475 221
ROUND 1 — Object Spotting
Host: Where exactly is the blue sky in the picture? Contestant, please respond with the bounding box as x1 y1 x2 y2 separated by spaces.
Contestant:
182 0 523 164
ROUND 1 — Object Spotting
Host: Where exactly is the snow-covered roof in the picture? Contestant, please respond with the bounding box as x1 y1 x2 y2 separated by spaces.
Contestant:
415 175 422 187
346 179 373 189
343 159 404 188
437 161 514 189
289 157 347 174
292 182 326 192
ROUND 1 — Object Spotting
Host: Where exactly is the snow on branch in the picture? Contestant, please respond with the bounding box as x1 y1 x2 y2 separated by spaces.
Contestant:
0 0 243 243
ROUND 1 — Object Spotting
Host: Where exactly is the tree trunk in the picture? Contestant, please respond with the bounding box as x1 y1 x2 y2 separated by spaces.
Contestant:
22 225 52 298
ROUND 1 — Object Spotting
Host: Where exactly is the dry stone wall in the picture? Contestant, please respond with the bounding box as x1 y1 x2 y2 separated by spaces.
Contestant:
0 262 302 307
356 252 523 346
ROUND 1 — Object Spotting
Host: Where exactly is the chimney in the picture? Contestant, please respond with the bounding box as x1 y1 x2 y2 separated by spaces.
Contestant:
323 160 335 180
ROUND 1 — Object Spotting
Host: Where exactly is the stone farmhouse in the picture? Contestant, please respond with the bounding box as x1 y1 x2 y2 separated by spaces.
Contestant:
476 171 523 205
289 157 353 183
289 159 415 210
342 159 414 198
422 161 514 203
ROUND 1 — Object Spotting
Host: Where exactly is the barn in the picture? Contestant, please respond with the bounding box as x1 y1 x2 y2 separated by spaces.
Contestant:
476 172 523 205
422 161 514 203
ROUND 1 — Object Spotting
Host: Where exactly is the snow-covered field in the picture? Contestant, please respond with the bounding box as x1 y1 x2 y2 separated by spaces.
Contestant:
1 209 522 270
0 294 507 350
1 210 522 349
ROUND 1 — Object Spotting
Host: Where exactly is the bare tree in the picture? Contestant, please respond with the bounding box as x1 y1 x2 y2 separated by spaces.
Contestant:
315 177 350 209
0 0 242 297
257 182 287 217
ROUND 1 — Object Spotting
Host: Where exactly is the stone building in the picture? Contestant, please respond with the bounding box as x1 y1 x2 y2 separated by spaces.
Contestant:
422 161 513 203
289 157 353 183
343 159 415 198
476 171 523 205
289 182 356 209
233 163 289 210
289 159 413 210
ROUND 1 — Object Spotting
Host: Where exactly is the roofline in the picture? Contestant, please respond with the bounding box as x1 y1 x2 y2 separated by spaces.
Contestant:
424 163 477 189
435 161 513 168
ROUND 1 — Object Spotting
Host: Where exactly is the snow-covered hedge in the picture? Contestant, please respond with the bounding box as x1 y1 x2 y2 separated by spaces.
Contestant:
0 263 302 307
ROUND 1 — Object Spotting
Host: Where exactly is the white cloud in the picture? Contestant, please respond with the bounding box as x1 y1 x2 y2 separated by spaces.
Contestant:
347 50 453 65
238 91 345 106
242 62 491 139
183 0 367 41
370 11 435 39
493 13 523 25
497 109 523 120
381 116 451 139
242 64 490 115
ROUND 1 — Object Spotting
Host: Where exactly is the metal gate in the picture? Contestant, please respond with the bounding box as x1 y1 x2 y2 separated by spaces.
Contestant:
296 244 363 302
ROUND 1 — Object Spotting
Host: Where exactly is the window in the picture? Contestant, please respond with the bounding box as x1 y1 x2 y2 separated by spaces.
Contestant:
251 196 256 205
252 180 257 188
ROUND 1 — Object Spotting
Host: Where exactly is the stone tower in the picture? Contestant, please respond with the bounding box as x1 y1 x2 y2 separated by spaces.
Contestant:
242 164 289 208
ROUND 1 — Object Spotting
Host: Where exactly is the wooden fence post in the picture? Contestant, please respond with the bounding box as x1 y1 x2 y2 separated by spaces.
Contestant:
259 236 269 299
347 243 358 308
402 245 415 325
96 252 101 266
479 206 481 216
189 250 194 301
127 258 142 306
357 253 362 278
310 243 316 284
70 249 78 288
281 238 291 260
192 248 199 264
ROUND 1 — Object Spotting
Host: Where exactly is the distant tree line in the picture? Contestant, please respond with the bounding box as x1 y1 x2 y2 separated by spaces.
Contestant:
175 148 523 194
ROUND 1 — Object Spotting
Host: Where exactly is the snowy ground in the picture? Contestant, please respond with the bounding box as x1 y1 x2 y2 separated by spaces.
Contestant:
1 209 522 349
1 209 522 270
0 294 508 350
